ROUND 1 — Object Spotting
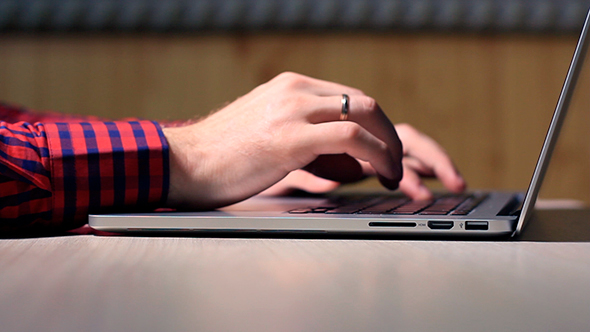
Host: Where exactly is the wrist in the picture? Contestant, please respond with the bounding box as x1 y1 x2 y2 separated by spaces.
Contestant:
163 126 194 209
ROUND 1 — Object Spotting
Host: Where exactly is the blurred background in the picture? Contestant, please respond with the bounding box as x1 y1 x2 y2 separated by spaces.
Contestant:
0 0 589 204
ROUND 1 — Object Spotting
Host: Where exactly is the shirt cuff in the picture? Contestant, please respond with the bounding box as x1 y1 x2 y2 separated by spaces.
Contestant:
44 121 169 225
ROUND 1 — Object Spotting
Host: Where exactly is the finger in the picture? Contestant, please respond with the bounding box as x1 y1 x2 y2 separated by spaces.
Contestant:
402 156 435 178
344 159 405 192
304 94 403 166
292 171 341 193
301 122 402 189
396 124 466 192
398 161 434 200
303 154 365 183
357 159 377 176
305 94 392 130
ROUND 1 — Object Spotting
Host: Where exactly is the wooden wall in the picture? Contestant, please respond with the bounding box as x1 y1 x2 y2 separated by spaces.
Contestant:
1 33 588 203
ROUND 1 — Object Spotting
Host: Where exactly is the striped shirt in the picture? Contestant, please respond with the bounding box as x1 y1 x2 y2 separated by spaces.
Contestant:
0 103 169 232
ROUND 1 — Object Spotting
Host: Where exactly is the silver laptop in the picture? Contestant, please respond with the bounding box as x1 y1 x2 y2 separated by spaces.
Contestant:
90 9 590 238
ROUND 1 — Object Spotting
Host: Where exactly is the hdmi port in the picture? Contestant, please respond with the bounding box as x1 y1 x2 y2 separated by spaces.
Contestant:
428 221 454 230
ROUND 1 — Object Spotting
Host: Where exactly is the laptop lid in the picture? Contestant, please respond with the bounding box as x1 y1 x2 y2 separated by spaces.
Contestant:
514 7 590 236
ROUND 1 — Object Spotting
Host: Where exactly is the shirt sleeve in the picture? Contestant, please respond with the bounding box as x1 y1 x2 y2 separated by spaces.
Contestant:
0 106 169 232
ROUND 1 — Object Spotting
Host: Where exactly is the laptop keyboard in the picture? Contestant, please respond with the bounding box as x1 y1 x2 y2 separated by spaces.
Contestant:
288 193 488 216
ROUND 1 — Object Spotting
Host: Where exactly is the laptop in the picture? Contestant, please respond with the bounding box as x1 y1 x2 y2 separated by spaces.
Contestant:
89 8 590 238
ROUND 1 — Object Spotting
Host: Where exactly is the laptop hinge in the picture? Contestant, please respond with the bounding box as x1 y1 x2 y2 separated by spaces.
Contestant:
497 195 523 216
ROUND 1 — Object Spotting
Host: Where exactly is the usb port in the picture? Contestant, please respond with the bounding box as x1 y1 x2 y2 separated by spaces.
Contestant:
428 221 454 230
465 221 489 230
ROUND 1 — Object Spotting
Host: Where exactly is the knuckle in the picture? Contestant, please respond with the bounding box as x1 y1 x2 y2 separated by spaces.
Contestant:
395 122 409 130
276 72 307 90
275 71 297 81
378 140 390 154
395 123 417 137
365 97 378 113
357 96 378 115
339 122 363 141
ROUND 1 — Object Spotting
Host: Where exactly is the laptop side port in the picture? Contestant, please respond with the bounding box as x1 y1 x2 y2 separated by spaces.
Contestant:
465 221 489 230
368 222 417 227
428 221 454 230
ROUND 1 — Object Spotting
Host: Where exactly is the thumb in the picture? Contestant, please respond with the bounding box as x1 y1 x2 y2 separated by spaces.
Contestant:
259 170 340 196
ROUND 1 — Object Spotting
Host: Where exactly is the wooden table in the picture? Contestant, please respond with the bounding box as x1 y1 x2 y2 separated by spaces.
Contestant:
1 209 589 332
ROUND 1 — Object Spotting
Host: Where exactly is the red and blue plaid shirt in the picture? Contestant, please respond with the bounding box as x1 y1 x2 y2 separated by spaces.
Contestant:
0 103 169 232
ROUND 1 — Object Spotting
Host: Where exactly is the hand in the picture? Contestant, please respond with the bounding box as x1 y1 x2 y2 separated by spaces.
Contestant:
260 124 466 200
163 72 403 210
395 123 465 199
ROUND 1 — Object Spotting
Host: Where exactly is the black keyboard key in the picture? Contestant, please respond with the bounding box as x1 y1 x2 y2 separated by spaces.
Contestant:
450 194 489 215
358 198 409 214
389 200 433 214
326 198 383 214
290 194 486 216
419 196 469 215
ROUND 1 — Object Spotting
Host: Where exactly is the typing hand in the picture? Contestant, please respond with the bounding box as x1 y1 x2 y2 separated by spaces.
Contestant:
163 72 403 210
260 124 466 200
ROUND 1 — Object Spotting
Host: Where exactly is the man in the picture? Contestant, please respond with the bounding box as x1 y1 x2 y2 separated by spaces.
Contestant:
0 72 465 233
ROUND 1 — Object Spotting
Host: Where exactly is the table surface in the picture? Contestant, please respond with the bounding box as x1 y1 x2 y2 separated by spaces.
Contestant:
1 209 589 332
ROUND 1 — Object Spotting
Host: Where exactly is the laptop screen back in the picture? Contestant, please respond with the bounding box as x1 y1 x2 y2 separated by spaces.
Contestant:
515 7 590 235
